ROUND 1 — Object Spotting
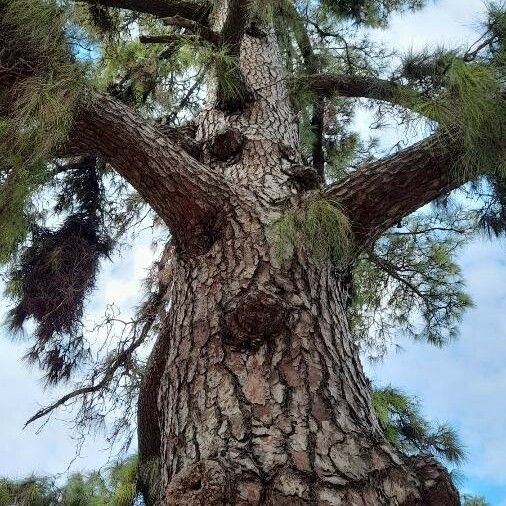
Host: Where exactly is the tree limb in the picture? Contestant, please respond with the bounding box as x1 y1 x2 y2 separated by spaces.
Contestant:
24 289 165 428
287 3 326 179
77 0 212 22
215 0 251 110
367 250 428 302
309 73 422 111
68 92 232 252
325 133 463 247
162 15 220 45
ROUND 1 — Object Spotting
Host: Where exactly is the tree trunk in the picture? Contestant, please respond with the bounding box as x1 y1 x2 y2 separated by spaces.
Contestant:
141 4 460 504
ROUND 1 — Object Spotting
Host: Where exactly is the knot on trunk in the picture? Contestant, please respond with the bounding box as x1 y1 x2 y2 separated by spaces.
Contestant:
165 460 227 505
407 456 460 506
175 216 223 257
222 292 286 349
282 164 322 191
206 127 245 162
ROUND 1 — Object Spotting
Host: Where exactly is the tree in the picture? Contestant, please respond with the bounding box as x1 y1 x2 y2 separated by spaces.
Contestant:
0 456 140 505
462 496 490 506
1 0 505 504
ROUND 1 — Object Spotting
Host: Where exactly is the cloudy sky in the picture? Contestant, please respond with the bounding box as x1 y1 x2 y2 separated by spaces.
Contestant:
1 0 505 503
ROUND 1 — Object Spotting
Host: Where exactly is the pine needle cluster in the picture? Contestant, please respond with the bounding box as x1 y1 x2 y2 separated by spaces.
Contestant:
414 58 506 179
0 0 86 261
397 42 506 182
272 198 352 265
372 386 466 464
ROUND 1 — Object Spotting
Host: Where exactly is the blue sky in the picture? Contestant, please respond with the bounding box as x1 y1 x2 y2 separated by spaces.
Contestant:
0 0 505 503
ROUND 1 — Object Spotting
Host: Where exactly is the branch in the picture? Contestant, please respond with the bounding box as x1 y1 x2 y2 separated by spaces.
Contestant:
24 290 165 428
309 73 422 111
325 133 463 247
77 0 212 22
215 0 251 110
287 3 325 179
367 250 428 302
162 15 220 45
220 0 250 53
67 91 231 252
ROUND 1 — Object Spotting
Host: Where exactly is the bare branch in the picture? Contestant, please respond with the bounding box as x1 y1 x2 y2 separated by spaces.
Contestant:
286 3 325 179
24 289 166 428
367 250 428 302
309 73 423 112
220 0 250 52
325 133 463 247
215 0 251 110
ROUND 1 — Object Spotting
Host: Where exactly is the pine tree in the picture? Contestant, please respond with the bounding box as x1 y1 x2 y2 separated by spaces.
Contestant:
462 496 490 506
1 0 505 503
0 456 139 506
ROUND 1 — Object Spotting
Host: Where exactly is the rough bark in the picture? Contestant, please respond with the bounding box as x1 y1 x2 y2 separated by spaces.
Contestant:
68 92 233 252
142 11 459 505
78 0 212 22
325 133 462 248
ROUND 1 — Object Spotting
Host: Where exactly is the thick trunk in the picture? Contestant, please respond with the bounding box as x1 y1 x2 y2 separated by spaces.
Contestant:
139 4 459 504
156 221 458 505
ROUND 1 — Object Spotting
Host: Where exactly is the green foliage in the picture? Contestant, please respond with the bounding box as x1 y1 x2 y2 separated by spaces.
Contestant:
416 59 505 179
397 38 506 182
476 174 506 237
0 476 58 506
462 495 490 506
0 162 48 263
0 456 141 506
108 457 137 506
0 0 85 262
352 212 473 356
319 0 426 27
272 198 352 265
372 386 466 464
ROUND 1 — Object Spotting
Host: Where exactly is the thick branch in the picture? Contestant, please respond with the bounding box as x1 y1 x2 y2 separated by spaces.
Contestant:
326 133 463 247
215 0 251 111
69 92 231 251
78 0 212 22
309 73 421 110
220 0 250 52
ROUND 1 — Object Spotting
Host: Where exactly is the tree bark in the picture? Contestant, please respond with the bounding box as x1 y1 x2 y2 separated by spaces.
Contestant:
68 92 233 252
77 0 212 22
325 132 462 248
139 8 460 505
